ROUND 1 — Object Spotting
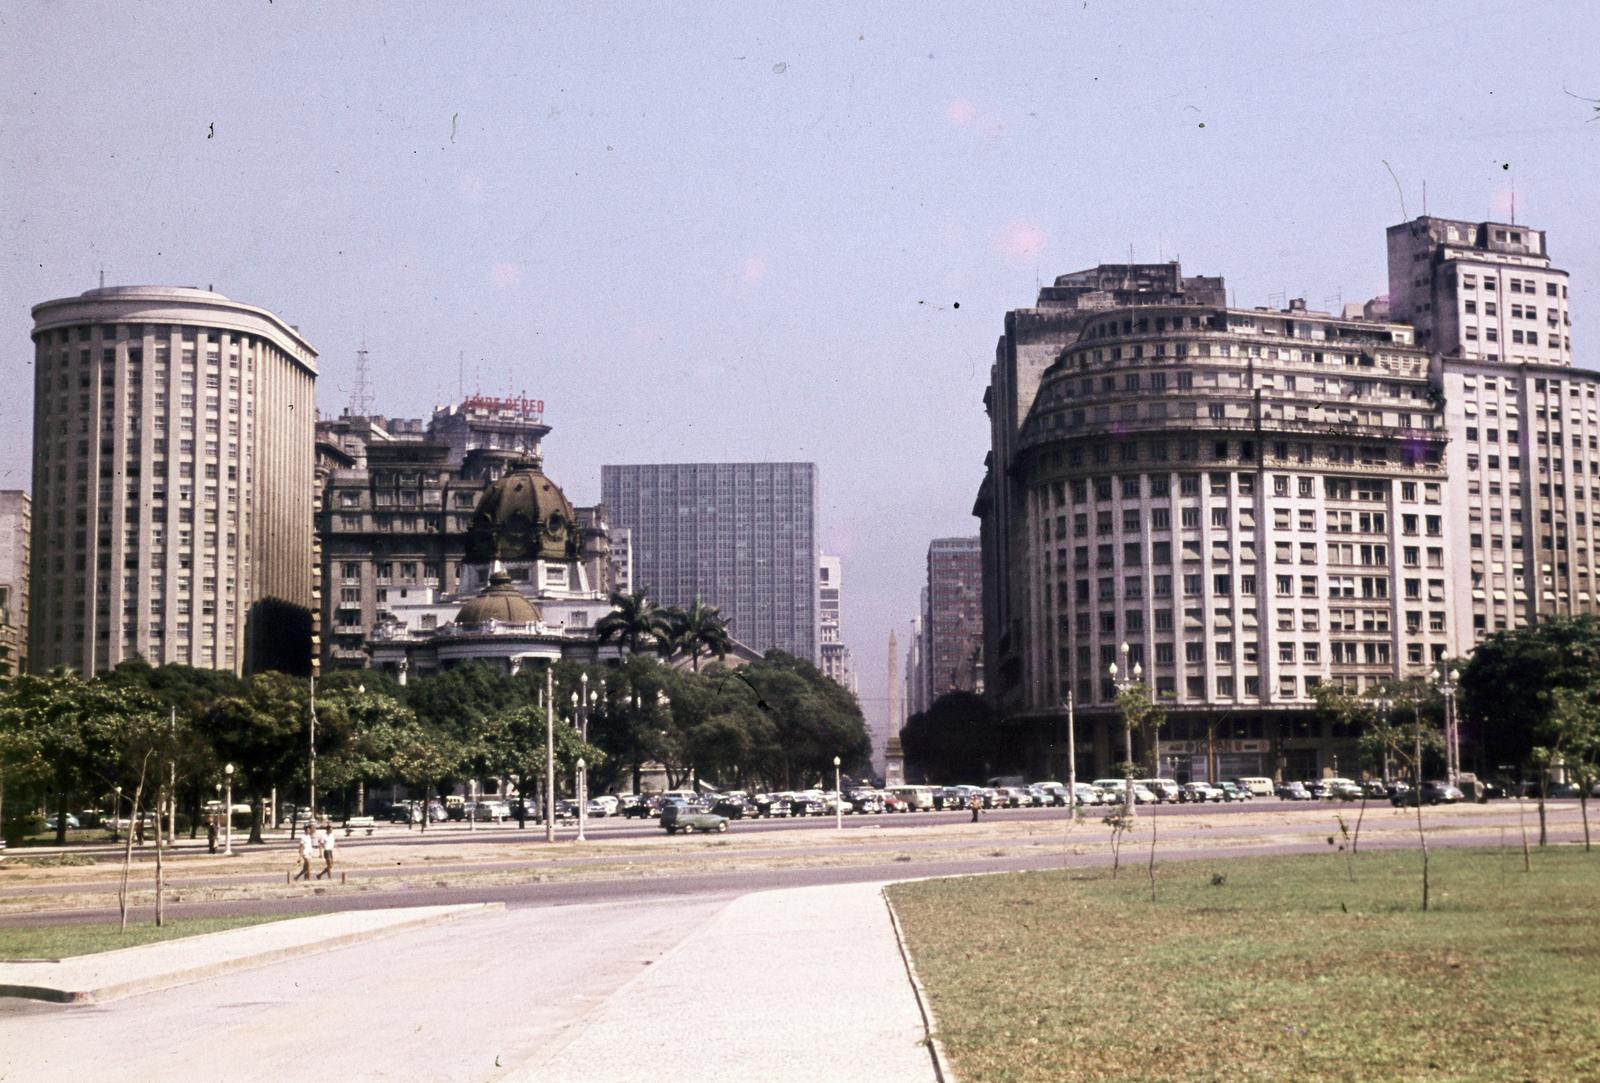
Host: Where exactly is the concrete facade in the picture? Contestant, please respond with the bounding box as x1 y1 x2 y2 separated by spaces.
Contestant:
819 554 856 694
601 462 820 662
28 286 317 675
976 215 1597 783
0 491 30 676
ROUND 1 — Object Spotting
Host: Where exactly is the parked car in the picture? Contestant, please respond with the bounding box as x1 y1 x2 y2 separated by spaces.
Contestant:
588 795 620 817
44 813 82 830
711 796 749 819
1362 780 1391 801
660 803 729 834
1391 781 1464 806
1216 781 1248 802
472 800 511 822
790 793 825 817
1326 780 1363 802
850 790 886 814
1276 782 1311 801
1181 782 1222 803
1070 783 1103 806
1303 780 1330 800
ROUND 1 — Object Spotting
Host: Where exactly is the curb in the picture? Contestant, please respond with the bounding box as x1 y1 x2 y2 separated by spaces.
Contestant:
882 888 956 1083
0 902 502 1004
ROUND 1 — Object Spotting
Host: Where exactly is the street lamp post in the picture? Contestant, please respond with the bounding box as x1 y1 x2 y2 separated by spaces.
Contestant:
1064 689 1078 811
1110 640 1135 816
576 757 587 842
833 756 843 831
223 763 235 856
545 664 556 844
1375 697 1393 783
1436 666 1461 787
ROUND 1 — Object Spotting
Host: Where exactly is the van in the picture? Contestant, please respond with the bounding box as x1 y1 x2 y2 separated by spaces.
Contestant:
1236 777 1274 798
890 785 936 811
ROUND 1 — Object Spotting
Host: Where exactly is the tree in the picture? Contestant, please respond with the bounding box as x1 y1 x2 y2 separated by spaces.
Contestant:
197 672 309 844
1536 687 1600 849
595 589 673 655
662 597 735 672
1360 677 1444 910
478 704 603 812
899 692 1001 783
1459 616 1600 774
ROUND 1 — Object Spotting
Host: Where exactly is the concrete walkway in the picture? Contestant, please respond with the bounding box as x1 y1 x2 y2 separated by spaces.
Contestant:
511 881 938 1082
0 903 498 1003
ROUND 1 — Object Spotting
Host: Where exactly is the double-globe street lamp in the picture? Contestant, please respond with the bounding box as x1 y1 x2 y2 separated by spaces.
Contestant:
1108 640 1141 816
1435 665 1461 787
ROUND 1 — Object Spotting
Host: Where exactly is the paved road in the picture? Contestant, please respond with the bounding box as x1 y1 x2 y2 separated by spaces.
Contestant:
0 895 736 1082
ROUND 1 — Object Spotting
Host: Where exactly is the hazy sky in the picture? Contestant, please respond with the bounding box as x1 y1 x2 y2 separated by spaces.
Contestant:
4 1 1598 731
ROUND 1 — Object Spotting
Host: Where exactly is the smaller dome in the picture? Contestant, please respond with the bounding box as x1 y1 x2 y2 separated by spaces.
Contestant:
455 570 541 626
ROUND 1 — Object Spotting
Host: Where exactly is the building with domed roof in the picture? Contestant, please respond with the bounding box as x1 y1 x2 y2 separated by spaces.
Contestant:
366 453 622 679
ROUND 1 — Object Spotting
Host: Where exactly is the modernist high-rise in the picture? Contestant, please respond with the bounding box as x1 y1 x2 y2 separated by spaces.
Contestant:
601 462 819 660
818 555 856 692
29 286 318 675
976 214 1596 783
0 491 31 677
920 537 984 705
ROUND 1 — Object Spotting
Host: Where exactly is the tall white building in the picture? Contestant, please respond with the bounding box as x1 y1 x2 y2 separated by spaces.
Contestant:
818 554 856 693
29 286 317 675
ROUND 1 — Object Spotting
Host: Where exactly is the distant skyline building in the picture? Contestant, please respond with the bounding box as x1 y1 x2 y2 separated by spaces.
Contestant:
601 462 819 661
29 286 317 675
0 490 31 677
921 537 984 706
882 627 900 777
818 554 856 693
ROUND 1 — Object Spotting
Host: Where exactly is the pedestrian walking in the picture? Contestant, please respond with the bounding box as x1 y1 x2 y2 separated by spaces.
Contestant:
969 794 982 823
207 816 218 854
315 823 336 879
292 823 314 881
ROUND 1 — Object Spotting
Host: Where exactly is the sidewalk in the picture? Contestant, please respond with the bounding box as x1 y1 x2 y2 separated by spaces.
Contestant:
510 881 939 1082
0 903 499 1003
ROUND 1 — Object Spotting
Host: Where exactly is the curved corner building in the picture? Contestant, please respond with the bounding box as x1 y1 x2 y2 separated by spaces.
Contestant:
978 265 1451 781
29 286 318 675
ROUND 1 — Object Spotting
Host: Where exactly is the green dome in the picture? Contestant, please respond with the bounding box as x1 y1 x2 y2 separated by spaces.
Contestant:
463 456 580 564
455 570 541 626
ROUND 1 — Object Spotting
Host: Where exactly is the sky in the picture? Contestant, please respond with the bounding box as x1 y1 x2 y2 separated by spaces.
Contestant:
3 1 1599 734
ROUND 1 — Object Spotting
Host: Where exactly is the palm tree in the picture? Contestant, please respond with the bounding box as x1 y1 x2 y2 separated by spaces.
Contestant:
665 597 735 673
595 589 673 655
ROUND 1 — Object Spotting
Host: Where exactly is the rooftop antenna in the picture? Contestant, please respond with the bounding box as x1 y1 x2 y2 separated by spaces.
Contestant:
98 265 105 289
1511 182 1517 225
350 343 374 416
1422 179 1427 217
458 351 464 401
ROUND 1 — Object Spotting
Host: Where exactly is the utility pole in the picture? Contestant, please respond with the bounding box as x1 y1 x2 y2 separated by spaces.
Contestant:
545 664 556 843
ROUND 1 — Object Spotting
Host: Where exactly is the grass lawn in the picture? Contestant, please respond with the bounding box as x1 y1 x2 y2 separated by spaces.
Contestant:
887 847 1600 1082
0 914 290 960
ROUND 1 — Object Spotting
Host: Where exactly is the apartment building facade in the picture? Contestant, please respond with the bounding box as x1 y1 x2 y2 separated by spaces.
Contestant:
976 215 1595 783
29 286 317 675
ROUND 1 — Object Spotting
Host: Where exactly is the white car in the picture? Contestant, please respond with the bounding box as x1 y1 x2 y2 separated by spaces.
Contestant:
1181 782 1223 803
588 795 620 817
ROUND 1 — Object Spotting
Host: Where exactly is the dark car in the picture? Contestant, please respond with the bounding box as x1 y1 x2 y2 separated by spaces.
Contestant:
790 795 824 817
1276 782 1310 801
1391 781 1463 806
660 803 729 834
711 797 749 819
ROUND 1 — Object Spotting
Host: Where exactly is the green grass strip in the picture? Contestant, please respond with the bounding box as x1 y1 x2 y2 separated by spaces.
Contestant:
1 914 291 960
888 848 1600 1082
